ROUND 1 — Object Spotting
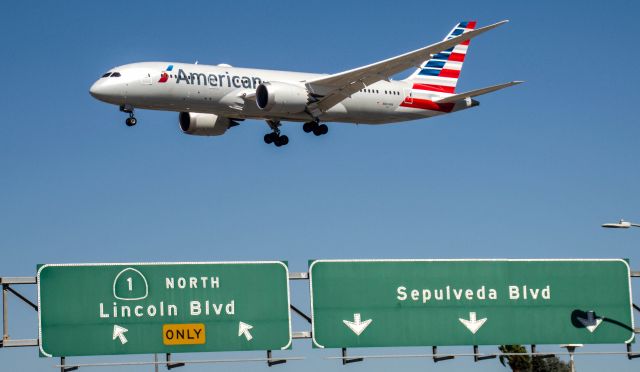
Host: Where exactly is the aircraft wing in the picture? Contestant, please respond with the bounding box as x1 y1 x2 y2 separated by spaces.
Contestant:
434 81 524 103
304 20 509 116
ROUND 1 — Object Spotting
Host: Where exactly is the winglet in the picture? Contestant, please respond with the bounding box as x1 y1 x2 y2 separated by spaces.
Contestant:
460 19 508 42
455 20 509 45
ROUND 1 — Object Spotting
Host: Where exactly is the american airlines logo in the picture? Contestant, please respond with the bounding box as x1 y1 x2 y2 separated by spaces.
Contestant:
158 64 173 83
159 65 262 89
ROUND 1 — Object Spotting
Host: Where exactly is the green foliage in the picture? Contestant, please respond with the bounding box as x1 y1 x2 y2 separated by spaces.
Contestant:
499 345 532 371
499 345 571 372
531 355 571 372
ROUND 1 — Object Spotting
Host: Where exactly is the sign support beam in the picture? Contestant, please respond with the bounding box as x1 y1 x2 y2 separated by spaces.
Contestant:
627 344 640 360
2 284 7 344
165 353 185 370
5 286 37 311
530 344 555 359
267 350 287 367
473 345 496 361
1 277 38 349
432 346 455 362
290 304 311 324
59 357 78 372
628 303 640 360
341 348 363 365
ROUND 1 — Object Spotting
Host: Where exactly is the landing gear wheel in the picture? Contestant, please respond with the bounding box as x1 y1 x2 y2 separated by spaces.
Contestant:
303 122 316 133
274 135 289 147
264 133 275 144
264 119 289 147
313 124 328 136
125 117 137 127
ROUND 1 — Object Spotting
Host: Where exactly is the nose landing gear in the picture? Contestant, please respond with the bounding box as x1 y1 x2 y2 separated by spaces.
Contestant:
125 115 137 127
264 120 289 147
120 105 137 127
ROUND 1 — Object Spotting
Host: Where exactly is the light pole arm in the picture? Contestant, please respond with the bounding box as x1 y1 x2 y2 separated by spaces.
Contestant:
601 219 640 229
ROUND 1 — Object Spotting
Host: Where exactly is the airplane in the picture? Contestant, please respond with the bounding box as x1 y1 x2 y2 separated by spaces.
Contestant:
89 20 521 147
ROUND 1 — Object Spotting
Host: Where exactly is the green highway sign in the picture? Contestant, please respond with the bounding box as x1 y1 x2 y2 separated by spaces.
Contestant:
38 262 292 357
309 259 634 348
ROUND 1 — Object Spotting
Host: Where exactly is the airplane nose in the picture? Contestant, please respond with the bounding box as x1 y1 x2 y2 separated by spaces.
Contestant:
89 80 120 103
89 81 104 99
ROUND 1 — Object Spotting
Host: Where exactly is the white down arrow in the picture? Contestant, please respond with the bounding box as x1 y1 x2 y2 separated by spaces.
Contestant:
343 313 372 336
458 312 487 334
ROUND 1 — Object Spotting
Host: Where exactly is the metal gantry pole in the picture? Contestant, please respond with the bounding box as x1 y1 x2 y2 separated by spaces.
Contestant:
2 284 8 343
0 277 38 348
569 352 575 372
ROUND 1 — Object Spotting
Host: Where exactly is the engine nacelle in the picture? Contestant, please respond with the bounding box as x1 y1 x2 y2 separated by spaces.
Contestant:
256 81 308 114
179 112 230 136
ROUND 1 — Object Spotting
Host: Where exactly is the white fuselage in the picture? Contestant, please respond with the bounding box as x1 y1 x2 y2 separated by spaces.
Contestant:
89 62 472 125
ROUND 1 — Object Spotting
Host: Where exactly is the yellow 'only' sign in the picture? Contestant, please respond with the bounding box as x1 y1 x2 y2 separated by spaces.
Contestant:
163 323 206 345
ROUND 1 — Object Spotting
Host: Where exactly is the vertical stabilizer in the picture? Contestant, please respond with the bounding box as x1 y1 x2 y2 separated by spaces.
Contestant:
404 21 476 95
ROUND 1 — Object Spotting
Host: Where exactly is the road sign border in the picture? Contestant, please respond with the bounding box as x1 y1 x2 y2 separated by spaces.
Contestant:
308 258 634 349
37 261 293 357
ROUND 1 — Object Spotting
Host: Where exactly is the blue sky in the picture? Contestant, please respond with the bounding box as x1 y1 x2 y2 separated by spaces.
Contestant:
1 0 639 370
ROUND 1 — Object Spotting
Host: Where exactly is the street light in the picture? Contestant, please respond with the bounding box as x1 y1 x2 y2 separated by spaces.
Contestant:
560 344 583 372
602 219 640 229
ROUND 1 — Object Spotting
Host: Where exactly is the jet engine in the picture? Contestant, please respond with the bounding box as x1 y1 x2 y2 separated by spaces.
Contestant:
179 112 232 136
256 82 308 114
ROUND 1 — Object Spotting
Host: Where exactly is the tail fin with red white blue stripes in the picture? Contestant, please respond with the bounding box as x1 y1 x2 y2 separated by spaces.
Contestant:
404 21 476 94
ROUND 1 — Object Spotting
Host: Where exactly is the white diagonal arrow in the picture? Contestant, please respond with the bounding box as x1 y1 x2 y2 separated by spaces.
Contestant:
112 324 128 345
577 311 603 333
343 313 372 336
458 312 487 334
238 321 254 341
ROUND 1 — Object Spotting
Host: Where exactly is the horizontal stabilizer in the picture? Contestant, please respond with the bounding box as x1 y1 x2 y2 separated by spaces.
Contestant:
434 81 523 103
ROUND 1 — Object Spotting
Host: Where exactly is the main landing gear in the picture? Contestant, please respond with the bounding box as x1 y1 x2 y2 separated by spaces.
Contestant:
120 105 137 127
303 121 328 136
264 120 289 147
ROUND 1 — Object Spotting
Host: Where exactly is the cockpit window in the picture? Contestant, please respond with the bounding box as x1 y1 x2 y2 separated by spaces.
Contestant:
101 72 111 78
111 72 121 77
